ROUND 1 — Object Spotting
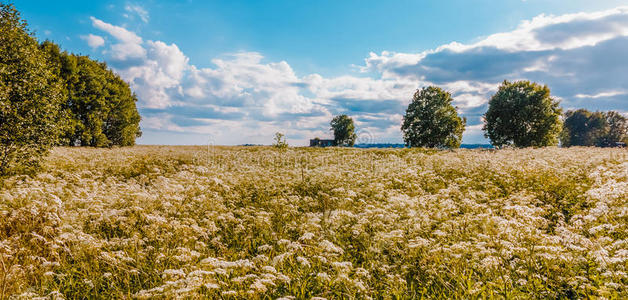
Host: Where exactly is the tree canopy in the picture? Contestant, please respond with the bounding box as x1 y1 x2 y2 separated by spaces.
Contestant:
41 41 141 147
0 3 65 175
561 109 606 147
598 111 628 147
401 86 466 148
483 80 562 148
330 115 357 146
562 109 627 147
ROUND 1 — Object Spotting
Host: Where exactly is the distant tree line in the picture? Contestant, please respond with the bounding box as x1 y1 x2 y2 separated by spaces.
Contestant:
0 3 140 175
324 80 625 149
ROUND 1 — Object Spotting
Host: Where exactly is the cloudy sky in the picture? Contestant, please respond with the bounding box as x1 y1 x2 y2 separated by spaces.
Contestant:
18 0 628 145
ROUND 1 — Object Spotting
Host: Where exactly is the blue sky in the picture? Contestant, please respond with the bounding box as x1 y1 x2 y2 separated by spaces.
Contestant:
16 0 628 145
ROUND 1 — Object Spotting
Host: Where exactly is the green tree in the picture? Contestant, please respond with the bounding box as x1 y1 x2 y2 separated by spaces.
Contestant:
560 109 607 147
272 132 288 149
41 41 141 147
330 115 357 146
401 86 466 148
101 68 142 146
0 4 65 175
597 111 628 147
483 80 562 148
561 109 628 147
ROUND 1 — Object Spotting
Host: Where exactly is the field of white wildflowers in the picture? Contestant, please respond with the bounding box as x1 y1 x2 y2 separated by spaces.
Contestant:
0 146 626 299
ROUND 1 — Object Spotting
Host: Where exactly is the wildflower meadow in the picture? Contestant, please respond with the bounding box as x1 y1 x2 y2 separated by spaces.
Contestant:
1 146 626 299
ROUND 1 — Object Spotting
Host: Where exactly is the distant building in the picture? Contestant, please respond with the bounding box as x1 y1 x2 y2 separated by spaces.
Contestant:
310 138 335 147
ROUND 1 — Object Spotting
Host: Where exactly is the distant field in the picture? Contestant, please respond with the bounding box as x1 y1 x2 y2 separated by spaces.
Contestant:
1 146 626 298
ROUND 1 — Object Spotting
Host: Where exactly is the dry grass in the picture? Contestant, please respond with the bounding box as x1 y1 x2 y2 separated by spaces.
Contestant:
1 146 626 299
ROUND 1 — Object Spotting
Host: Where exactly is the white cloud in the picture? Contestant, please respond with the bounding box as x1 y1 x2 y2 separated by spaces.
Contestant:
90 17 145 60
90 17 141 44
80 34 105 49
141 114 184 132
89 6 628 145
363 6 628 80
574 90 627 99
436 6 628 53
119 41 188 109
125 4 149 23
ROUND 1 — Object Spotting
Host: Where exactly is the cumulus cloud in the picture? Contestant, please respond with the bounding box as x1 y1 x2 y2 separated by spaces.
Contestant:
90 17 146 62
80 34 105 49
88 6 628 145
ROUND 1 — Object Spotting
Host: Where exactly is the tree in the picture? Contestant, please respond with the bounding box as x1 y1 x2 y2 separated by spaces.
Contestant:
561 109 607 147
597 111 628 147
330 115 356 146
483 80 562 148
401 86 466 148
40 41 141 147
0 4 65 175
561 109 628 147
101 68 142 146
272 132 288 149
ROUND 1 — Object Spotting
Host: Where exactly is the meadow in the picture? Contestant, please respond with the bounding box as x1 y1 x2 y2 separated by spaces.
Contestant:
0 146 626 299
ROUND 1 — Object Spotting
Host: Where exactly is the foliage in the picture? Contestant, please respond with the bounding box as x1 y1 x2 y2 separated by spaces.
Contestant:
330 115 356 146
598 111 628 147
40 41 141 147
1 146 626 298
272 132 288 149
561 109 606 147
401 86 466 148
561 109 628 147
0 3 140 179
0 4 65 175
484 80 562 148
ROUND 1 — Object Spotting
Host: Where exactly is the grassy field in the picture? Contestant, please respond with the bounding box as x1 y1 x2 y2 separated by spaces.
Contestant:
1 146 626 299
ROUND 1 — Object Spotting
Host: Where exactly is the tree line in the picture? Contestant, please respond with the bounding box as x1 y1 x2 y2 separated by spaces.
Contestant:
0 3 141 175
327 80 626 149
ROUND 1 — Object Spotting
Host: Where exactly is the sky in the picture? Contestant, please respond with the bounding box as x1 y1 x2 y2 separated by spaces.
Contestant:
16 0 628 145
